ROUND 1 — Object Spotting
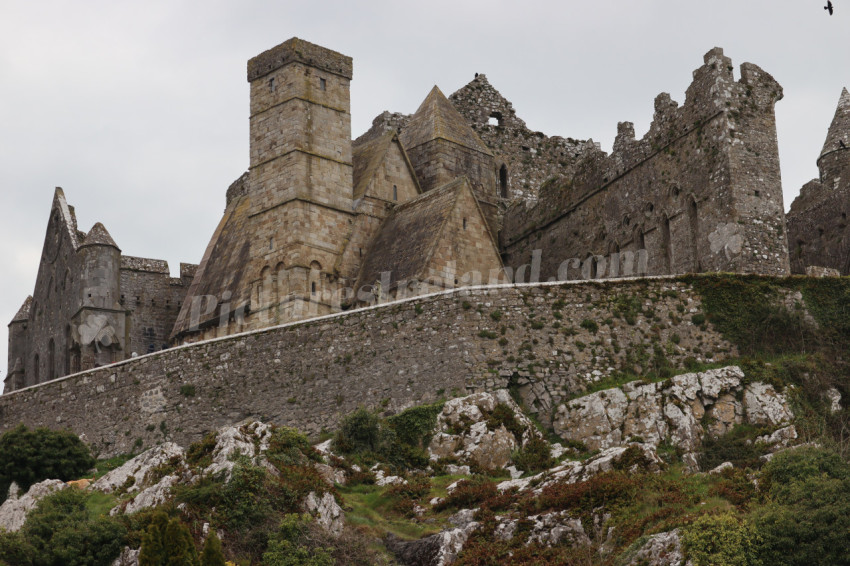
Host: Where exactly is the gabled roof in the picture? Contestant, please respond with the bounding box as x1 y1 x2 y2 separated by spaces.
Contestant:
399 86 493 155
352 131 420 200
821 87 850 158
81 222 119 249
10 296 33 323
355 177 494 291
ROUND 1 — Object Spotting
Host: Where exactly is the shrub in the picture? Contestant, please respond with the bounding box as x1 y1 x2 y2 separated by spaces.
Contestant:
752 446 850 565
0 425 95 502
0 488 125 566
434 476 498 511
200 529 226 566
681 512 762 566
512 437 555 473
580 318 598 333
333 408 380 455
262 514 334 566
530 471 637 516
185 432 218 468
698 424 770 471
268 426 322 467
139 512 199 566
179 384 196 397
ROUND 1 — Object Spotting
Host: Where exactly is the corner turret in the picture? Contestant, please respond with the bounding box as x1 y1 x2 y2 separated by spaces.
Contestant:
817 87 850 188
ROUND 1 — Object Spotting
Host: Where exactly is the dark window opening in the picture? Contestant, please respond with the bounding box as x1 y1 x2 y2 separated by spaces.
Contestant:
269 77 275 92
843 212 848 220
488 112 503 127
754 190 761 197
463 217 468 230
662 216 672 273
358 248 362 257
392 185 398 201
33 354 39 384
689 199 701 271
319 78 326 91
499 164 508 199
48 339 55 381
311 282 317 295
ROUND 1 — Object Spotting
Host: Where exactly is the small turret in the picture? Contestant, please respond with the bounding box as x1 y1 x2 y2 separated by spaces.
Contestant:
79 223 121 309
817 88 850 188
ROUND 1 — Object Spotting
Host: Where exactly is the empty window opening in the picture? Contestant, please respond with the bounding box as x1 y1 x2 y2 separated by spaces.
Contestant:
392 185 398 201
488 112 503 127
358 248 362 257
463 217 468 230
754 190 761 197
319 78 326 91
33 354 39 384
269 77 275 92
269 238 274 251
311 282 317 295
843 212 848 220
499 164 508 199
48 339 55 381
819 227 825 237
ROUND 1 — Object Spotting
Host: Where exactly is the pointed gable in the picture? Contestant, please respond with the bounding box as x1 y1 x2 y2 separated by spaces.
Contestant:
399 86 493 156
352 131 420 201
355 177 502 293
821 87 850 157
10 296 33 324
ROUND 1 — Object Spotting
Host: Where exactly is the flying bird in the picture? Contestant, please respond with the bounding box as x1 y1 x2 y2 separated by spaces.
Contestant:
841 140 848 149
825 1 834 15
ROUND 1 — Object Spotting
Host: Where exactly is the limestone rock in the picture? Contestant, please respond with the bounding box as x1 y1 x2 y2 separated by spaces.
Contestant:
303 491 344 537
0 479 66 532
111 547 140 566
625 529 691 565
204 421 274 479
553 387 628 451
314 462 346 486
709 462 734 474
826 387 842 414
115 474 180 515
91 442 185 494
385 522 479 566
744 382 793 426
428 390 539 470
526 511 590 547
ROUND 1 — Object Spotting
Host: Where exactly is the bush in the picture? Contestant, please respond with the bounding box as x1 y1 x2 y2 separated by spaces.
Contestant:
262 514 334 566
0 425 95 501
698 424 770 471
434 476 498 511
752 447 850 565
267 426 322 467
333 408 381 455
530 471 637 517
512 437 555 473
681 512 762 566
0 488 125 566
200 530 226 566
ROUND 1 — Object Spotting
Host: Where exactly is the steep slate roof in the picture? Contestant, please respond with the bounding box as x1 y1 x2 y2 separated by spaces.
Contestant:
171 191 253 338
399 86 493 155
356 177 481 290
821 87 850 157
81 222 120 249
11 296 33 323
352 131 420 200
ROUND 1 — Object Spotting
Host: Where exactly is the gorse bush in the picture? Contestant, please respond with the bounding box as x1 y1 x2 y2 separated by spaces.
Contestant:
681 512 762 566
0 425 95 502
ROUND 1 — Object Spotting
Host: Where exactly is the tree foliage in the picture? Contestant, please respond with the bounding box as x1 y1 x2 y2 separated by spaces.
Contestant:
0 425 95 502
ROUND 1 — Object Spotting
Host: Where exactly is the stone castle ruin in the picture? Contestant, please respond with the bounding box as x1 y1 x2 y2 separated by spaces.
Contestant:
5 37 849 395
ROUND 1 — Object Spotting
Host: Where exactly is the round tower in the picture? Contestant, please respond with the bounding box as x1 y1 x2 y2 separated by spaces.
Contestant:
816 87 850 190
78 222 122 309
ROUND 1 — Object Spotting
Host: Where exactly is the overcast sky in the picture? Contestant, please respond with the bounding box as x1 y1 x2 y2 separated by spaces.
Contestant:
1 0 848 384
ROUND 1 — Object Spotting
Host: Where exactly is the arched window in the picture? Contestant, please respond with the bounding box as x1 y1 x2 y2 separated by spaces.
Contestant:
499 165 508 199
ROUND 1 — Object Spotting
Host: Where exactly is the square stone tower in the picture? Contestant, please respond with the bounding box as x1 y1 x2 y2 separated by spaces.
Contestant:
246 38 355 323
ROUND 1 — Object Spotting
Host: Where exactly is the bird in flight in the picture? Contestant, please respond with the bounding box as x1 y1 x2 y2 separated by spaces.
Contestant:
825 1 834 15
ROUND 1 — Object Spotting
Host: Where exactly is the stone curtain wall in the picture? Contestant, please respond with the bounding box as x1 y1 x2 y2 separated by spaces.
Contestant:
0 278 734 457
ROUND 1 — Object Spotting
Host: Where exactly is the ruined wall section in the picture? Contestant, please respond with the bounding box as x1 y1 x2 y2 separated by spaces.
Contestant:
501 48 789 280
120 260 196 356
0 279 734 457
449 75 592 204
787 182 850 274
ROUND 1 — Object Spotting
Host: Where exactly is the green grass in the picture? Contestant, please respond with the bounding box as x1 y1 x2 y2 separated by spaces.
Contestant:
93 453 134 478
84 490 118 517
339 483 442 540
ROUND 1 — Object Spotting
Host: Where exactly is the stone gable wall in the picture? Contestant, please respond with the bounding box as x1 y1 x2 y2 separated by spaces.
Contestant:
0 278 734 457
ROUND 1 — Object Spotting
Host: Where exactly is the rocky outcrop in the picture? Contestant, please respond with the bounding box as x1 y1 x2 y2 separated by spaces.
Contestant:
553 366 794 469
92 442 185 495
203 421 273 479
428 390 540 470
303 491 345 537
111 547 140 566
385 521 479 566
0 480 67 532
625 529 691 566
497 443 663 493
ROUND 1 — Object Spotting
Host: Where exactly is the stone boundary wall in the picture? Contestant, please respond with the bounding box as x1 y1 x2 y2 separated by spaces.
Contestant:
0 277 734 457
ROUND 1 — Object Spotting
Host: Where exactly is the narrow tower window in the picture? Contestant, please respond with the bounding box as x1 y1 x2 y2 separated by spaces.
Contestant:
463 217 468 230
499 164 508 199
689 199 701 272
393 185 398 201
319 78 326 91
311 282 317 295
269 77 275 92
